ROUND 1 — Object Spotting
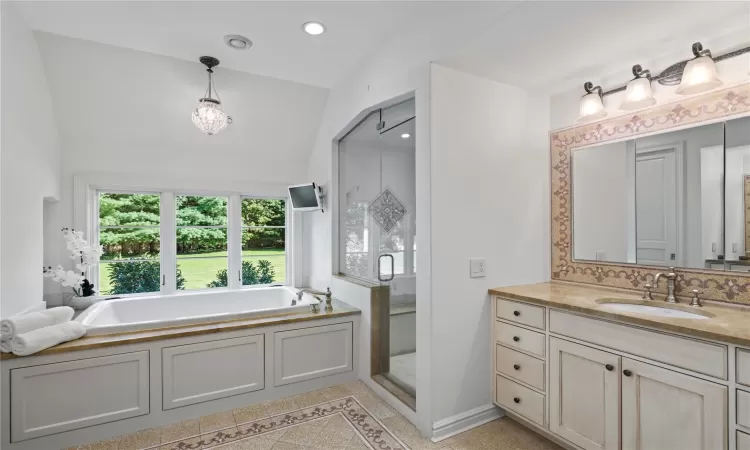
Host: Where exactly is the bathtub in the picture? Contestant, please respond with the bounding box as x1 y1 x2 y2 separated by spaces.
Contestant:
76 286 317 336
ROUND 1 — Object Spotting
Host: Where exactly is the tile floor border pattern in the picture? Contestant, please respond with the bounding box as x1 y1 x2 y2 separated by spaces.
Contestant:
149 396 407 450
69 381 564 450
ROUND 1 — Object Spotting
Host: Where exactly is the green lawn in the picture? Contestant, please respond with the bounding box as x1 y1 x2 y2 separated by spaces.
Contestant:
98 249 286 295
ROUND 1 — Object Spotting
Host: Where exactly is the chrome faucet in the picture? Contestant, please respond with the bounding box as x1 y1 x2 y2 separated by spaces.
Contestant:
653 267 678 303
296 287 333 312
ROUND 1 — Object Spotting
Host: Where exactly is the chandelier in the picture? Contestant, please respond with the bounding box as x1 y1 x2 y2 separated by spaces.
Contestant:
192 56 232 135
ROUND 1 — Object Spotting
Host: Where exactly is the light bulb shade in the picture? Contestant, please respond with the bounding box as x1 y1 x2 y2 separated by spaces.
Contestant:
192 98 232 135
621 77 656 110
579 91 607 122
676 55 723 95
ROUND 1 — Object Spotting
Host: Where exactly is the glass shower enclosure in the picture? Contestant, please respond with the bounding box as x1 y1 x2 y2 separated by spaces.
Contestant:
338 99 416 406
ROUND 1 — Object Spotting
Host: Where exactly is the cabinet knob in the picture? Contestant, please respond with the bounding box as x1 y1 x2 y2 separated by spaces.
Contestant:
623 369 632 377
513 310 520 316
513 397 521 404
512 336 520 342
605 364 614 371
513 364 521 370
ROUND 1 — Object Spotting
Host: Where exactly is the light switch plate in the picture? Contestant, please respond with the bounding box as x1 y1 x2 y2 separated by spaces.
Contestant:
470 258 485 278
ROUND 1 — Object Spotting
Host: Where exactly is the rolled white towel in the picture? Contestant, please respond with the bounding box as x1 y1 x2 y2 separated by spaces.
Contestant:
0 307 75 340
10 322 86 356
0 340 11 353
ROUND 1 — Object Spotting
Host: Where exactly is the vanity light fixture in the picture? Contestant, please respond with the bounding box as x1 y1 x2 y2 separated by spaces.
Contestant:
676 42 723 95
577 41 748 115
578 82 607 122
401 133 411 139
302 21 326 35
192 56 232 136
621 65 656 110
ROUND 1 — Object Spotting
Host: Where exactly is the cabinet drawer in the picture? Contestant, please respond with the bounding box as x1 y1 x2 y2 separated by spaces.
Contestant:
739 390 750 428
495 321 545 358
496 298 545 330
549 310 727 379
496 344 545 391
495 374 545 426
739 431 750 450
738 349 750 386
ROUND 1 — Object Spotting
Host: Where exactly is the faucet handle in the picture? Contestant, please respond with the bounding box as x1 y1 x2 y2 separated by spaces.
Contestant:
690 289 702 307
642 283 654 300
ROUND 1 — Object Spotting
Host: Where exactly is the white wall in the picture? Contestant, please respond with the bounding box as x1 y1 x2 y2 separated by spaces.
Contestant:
549 28 750 130
0 3 62 317
429 64 550 424
30 32 328 295
572 141 633 263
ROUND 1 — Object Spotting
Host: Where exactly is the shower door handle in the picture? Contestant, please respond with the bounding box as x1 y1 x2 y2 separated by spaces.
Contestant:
377 254 395 282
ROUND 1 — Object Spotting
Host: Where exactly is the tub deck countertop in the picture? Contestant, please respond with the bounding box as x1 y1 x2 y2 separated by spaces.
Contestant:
0 300 360 360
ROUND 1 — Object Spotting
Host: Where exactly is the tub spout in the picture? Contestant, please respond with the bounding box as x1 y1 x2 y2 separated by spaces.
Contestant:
297 287 332 311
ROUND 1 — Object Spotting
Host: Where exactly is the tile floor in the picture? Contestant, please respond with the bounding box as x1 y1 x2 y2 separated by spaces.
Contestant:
68 381 563 450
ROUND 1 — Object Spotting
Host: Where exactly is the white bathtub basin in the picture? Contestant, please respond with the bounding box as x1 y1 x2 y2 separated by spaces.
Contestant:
76 286 317 336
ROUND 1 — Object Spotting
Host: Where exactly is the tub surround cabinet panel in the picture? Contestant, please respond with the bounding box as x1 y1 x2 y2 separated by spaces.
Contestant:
274 322 353 386
10 352 150 442
491 289 736 450
162 335 265 410
1 314 359 450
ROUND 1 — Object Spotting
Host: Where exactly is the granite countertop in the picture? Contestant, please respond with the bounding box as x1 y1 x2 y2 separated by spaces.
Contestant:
1 300 360 361
489 282 750 347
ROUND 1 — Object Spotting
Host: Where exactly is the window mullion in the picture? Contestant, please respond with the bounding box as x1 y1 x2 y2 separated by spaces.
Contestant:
161 191 176 294
228 194 242 289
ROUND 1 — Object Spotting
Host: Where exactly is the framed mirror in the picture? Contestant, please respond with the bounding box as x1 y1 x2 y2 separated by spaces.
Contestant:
552 82 750 303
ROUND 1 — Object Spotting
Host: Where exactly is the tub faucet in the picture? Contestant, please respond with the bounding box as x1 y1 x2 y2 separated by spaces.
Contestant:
653 267 678 303
296 287 332 311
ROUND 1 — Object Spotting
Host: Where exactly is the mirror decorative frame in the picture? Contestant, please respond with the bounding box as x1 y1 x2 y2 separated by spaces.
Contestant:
551 82 750 304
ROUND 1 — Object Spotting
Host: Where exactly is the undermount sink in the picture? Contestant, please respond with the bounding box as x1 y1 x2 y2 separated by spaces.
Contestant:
595 298 714 320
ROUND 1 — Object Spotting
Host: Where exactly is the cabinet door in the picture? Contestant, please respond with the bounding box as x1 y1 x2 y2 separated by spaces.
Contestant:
549 338 620 450
622 358 727 450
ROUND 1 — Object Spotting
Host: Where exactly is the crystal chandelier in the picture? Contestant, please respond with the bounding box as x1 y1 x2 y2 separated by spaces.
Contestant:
192 56 232 135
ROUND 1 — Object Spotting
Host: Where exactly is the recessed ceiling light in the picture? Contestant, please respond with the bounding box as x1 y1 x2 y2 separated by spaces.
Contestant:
224 34 252 50
401 133 411 139
302 22 326 35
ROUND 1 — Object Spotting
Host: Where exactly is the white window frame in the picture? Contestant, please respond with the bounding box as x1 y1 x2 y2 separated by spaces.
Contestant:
74 174 295 297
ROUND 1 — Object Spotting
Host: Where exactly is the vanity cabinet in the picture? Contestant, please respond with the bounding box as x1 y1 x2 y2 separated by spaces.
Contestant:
549 338 620 450
621 358 727 450
492 296 731 450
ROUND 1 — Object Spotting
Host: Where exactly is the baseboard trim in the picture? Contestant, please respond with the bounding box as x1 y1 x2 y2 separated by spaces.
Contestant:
431 403 503 442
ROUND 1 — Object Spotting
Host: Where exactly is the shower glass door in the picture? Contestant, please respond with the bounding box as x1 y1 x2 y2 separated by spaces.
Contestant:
338 99 416 405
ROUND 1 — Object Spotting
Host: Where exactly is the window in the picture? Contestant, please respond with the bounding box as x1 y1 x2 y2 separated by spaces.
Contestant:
93 189 289 296
241 198 286 285
98 192 161 295
176 195 228 290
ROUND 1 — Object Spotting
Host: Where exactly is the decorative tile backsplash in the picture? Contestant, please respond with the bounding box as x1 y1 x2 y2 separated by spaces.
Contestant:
551 83 750 304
